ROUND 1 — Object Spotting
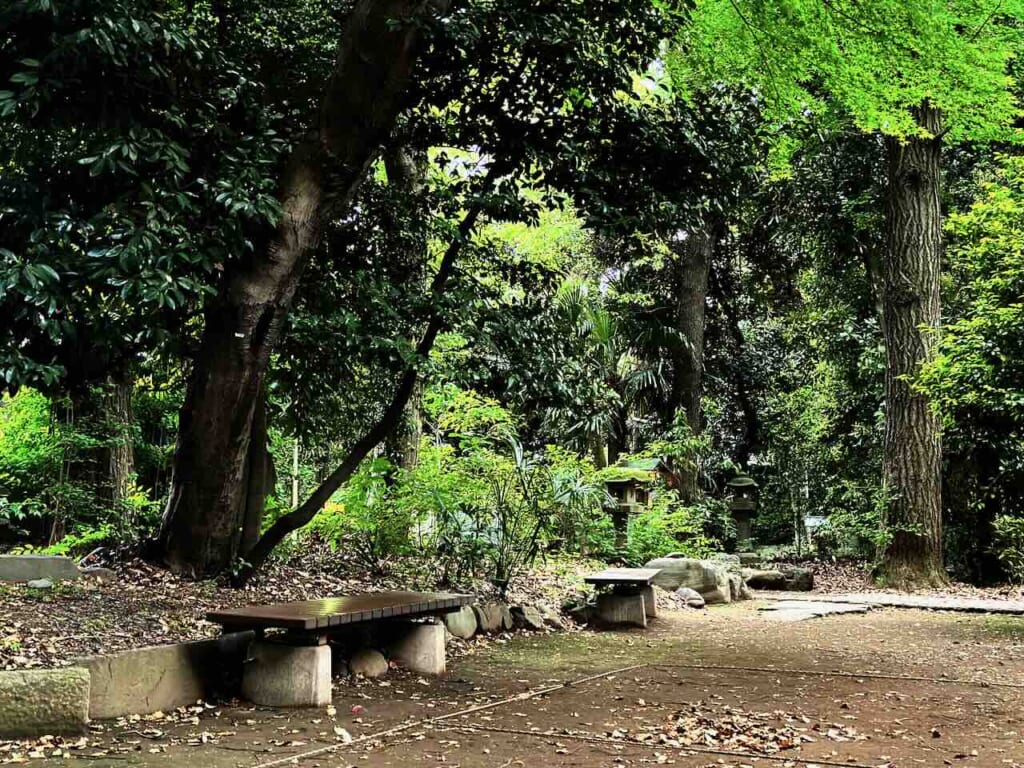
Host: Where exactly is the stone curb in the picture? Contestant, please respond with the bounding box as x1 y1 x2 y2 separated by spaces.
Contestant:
0 668 91 738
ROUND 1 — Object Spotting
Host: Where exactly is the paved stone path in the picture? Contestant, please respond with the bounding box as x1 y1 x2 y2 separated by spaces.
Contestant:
759 599 871 622
756 591 1024 615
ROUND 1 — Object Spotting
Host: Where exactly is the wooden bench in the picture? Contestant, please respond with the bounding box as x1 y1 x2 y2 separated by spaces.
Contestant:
207 591 473 707
584 568 661 627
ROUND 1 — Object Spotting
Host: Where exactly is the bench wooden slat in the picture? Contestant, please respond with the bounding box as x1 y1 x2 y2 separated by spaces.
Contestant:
207 590 473 632
584 567 662 586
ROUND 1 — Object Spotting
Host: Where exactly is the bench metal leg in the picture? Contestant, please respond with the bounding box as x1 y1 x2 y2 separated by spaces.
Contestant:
641 585 657 618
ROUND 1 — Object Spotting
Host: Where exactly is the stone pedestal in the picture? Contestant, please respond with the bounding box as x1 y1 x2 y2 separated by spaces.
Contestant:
386 622 445 675
595 593 647 628
241 641 331 708
641 585 657 618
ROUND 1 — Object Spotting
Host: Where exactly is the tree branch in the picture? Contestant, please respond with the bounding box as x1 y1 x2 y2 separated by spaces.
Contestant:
234 172 495 584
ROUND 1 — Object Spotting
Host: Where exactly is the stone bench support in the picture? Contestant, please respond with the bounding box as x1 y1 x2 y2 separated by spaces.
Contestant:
241 641 331 708
595 592 647 628
385 621 446 675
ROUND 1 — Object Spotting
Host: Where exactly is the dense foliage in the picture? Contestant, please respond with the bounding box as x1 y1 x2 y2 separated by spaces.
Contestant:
2 0 1024 589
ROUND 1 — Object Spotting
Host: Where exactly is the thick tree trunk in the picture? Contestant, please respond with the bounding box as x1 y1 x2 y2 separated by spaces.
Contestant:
668 224 712 503
103 376 136 527
875 104 946 588
156 0 442 576
382 146 427 473
710 264 760 467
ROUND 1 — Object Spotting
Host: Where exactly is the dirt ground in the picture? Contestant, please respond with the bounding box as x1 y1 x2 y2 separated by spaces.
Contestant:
10 602 1024 768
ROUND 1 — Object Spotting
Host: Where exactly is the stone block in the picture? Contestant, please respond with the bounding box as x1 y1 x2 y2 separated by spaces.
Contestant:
242 642 331 708
0 555 80 583
386 622 445 675
83 632 253 720
443 605 477 639
595 593 647 628
498 603 514 631
0 668 90 738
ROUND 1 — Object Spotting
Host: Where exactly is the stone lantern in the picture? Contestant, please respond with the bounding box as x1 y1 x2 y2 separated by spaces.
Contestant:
726 475 759 543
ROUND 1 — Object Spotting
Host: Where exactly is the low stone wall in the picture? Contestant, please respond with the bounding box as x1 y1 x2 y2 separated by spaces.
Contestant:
0 668 91 738
81 631 253 720
0 555 81 583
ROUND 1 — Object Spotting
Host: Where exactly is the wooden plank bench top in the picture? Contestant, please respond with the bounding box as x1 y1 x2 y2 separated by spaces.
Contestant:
207 590 474 632
584 567 661 586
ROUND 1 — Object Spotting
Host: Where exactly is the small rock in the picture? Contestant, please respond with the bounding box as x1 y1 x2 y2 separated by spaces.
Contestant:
443 605 477 640
26 578 53 589
349 649 388 678
78 567 116 584
674 587 705 609
510 606 546 631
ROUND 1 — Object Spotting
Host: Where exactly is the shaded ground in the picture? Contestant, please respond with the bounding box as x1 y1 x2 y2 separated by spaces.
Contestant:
6 602 1024 767
807 559 1024 602
0 554 592 671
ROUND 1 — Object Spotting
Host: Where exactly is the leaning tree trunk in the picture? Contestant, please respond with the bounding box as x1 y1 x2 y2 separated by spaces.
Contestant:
668 223 713 503
156 0 443 577
875 104 946 588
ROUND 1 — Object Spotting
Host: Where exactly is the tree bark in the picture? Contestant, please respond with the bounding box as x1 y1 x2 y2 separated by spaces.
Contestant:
103 376 136 528
668 223 713 503
156 0 444 577
382 146 427 473
875 104 946 588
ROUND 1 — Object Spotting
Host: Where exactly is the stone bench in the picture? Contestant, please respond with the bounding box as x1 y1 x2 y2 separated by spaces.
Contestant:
584 568 661 628
207 591 473 707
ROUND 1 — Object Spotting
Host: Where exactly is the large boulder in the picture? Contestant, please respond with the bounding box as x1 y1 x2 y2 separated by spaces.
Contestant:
472 603 504 633
779 564 814 591
510 606 546 631
742 565 814 591
644 557 732 604
742 568 787 589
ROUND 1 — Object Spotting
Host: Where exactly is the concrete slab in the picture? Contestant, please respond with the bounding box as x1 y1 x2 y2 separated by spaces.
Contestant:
757 591 1024 615
759 600 871 622
241 641 331 708
82 631 253 719
0 555 80 583
0 668 90 737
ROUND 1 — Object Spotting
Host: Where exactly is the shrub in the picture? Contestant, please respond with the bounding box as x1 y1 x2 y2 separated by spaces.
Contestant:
623 490 720 566
992 515 1024 583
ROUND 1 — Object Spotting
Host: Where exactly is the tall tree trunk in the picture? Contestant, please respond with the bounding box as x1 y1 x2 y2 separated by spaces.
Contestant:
156 0 444 576
875 104 946 588
382 146 427 473
668 223 713 503
103 376 136 529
